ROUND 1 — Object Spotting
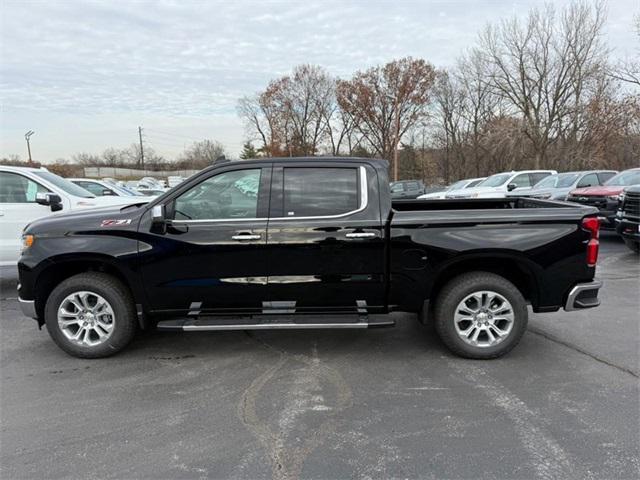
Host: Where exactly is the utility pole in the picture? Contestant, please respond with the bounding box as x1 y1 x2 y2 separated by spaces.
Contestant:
138 126 145 169
25 130 35 165
393 96 400 182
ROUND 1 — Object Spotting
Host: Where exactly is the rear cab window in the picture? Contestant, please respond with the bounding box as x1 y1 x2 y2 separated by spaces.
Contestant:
282 167 360 217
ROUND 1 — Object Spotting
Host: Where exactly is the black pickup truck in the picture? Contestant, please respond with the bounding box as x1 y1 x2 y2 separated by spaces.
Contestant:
18 157 603 359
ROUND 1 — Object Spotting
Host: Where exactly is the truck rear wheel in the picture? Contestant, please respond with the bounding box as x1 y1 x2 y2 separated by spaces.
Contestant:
44 272 137 358
434 272 528 359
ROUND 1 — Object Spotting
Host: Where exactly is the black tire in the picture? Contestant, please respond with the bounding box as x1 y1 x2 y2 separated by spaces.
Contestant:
44 272 137 358
623 238 640 253
434 271 528 359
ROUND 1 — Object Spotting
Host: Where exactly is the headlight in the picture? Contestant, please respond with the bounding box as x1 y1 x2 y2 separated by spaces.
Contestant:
22 234 35 251
618 192 625 202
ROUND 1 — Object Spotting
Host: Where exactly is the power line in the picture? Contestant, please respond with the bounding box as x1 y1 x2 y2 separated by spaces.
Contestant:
144 136 188 148
145 128 203 142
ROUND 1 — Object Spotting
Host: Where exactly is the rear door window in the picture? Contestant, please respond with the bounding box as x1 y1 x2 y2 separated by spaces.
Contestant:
75 181 110 196
511 174 532 188
282 167 359 217
577 173 598 188
529 172 551 185
597 172 616 184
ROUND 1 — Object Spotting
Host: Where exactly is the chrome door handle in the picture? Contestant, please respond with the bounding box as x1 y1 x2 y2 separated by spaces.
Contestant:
345 232 376 239
231 234 261 241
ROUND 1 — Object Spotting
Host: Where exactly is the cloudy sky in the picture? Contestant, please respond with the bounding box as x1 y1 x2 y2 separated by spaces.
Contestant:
1 0 637 161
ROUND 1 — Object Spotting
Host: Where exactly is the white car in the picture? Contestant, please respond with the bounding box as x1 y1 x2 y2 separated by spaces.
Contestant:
69 178 149 198
167 176 184 188
447 170 557 199
140 177 167 189
417 177 486 200
0 166 150 265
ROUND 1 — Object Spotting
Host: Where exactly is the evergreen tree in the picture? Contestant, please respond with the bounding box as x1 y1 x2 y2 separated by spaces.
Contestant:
239 141 258 159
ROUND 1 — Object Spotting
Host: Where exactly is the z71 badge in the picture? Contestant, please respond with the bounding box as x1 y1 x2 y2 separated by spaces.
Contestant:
100 219 132 227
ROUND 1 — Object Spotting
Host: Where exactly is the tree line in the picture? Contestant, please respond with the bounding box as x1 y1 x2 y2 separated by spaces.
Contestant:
238 1 639 182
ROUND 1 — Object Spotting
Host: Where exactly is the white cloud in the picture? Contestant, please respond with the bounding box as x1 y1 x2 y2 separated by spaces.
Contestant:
0 0 637 161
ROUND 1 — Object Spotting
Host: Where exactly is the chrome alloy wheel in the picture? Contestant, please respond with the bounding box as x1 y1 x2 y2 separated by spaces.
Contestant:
453 290 514 348
57 291 115 347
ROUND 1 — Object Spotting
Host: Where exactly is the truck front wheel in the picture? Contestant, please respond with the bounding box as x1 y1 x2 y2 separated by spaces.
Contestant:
44 272 137 358
433 272 528 359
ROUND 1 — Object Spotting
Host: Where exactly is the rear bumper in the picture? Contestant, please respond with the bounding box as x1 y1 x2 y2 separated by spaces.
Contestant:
19 297 37 319
564 279 602 311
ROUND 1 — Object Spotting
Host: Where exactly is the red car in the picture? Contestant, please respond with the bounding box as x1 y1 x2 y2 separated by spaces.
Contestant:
567 168 640 228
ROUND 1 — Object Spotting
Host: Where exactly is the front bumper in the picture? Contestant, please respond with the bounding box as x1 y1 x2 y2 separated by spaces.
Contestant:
564 279 602 311
567 197 618 227
615 218 640 242
19 297 37 319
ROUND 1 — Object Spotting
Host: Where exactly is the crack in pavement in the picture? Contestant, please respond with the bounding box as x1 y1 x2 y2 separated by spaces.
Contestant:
237 332 353 480
528 327 638 378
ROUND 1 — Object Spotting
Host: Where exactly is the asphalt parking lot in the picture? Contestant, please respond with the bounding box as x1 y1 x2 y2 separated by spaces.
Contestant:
1 232 638 480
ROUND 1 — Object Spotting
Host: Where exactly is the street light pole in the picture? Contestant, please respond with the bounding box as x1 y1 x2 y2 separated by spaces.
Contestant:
25 131 35 165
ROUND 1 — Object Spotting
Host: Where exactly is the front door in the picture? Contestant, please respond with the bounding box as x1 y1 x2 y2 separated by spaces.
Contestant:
0 172 51 265
265 162 385 313
139 165 272 316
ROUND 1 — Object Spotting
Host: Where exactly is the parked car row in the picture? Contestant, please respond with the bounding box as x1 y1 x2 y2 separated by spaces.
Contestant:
615 185 640 252
404 167 640 252
0 166 152 265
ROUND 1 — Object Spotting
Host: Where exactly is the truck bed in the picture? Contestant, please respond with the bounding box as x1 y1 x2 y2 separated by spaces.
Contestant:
393 197 580 211
390 197 598 223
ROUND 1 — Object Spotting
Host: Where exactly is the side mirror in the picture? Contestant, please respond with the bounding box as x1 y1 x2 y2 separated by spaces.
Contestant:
507 183 518 192
102 189 115 196
36 192 63 211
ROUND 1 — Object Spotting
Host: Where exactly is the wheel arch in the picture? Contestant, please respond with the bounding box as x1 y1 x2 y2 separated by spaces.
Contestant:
428 252 541 310
34 254 145 328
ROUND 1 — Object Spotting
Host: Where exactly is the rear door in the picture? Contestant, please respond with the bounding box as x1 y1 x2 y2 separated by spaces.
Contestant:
265 162 385 313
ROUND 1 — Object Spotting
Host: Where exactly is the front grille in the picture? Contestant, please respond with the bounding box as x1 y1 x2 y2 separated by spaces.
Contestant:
622 192 640 219
567 195 608 209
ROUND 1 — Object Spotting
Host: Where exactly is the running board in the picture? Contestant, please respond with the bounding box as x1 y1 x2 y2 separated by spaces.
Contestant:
156 315 395 331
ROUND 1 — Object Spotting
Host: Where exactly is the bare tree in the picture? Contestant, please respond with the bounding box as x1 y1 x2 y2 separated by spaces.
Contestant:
610 14 640 87
430 70 465 182
176 140 226 169
237 65 337 157
479 1 607 168
336 57 436 180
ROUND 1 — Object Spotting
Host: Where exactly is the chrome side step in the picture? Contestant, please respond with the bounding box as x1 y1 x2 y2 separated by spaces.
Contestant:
156 316 394 331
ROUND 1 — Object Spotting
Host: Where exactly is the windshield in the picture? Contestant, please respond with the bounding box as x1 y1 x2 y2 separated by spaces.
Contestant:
534 173 578 189
114 184 144 196
447 180 467 191
33 171 95 198
477 173 511 187
605 170 640 186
